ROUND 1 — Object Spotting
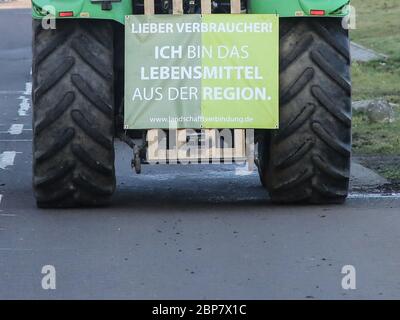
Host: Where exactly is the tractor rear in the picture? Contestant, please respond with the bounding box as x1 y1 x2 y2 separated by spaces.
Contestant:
31 0 352 207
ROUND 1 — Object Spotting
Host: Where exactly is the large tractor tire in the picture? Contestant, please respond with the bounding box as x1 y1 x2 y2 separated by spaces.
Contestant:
32 19 116 208
258 18 351 204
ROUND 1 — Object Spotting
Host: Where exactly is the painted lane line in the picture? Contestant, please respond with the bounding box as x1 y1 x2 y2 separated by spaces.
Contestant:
23 82 32 95
0 139 32 142
1 189 16 217
0 151 17 169
0 90 25 95
349 193 400 199
0 248 33 251
7 124 24 135
18 96 31 116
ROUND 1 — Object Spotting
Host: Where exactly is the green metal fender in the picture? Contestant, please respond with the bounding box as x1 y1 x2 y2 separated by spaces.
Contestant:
31 0 132 24
248 0 350 17
31 0 350 24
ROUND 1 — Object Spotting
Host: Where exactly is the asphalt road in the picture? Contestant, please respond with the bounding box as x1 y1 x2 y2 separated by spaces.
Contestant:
1 9 400 300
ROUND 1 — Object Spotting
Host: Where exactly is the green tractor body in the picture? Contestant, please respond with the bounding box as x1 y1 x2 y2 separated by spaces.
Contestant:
31 0 352 207
32 0 350 23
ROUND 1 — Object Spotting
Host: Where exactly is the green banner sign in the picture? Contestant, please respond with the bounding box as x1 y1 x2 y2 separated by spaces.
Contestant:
124 14 279 129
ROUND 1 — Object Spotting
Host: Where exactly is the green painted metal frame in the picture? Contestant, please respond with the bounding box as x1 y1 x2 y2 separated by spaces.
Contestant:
32 0 132 24
32 0 350 24
248 0 350 17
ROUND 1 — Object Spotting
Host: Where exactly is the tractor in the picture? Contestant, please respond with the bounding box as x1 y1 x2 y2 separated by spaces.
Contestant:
31 0 352 207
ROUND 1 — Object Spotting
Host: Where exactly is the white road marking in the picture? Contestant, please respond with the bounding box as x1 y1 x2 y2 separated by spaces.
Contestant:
349 193 400 199
23 82 32 95
0 90 24 95
0 248 33 251
0 139 32 142
0 151 17 169
7 124 24 135
0 195 16 217
18 96 30 116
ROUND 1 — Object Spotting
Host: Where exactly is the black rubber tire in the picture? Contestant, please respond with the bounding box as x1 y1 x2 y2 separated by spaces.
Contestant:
258 18 352 204
32 19 116 208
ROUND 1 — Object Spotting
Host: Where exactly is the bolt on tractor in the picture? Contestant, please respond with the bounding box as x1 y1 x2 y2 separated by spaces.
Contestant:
31 0 352 207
